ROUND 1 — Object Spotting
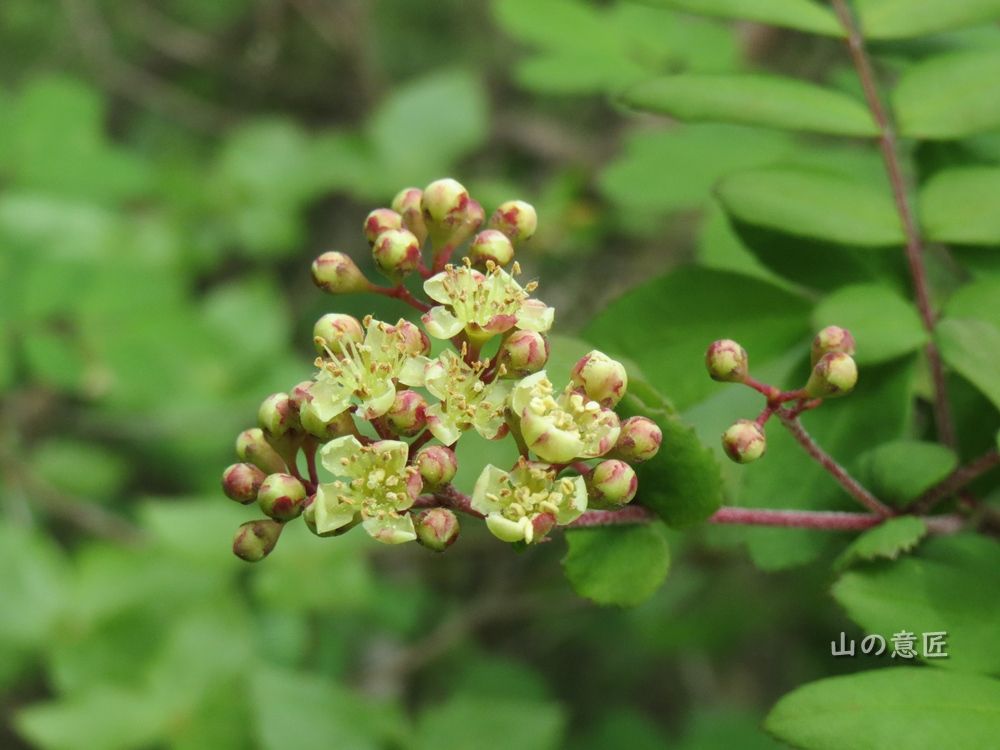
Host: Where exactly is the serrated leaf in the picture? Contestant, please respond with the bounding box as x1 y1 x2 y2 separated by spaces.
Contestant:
856 440 957 504
835 516 928 569
856 0 1000 40
716 168 904 246
811 284 927 365
562 524 670 606
638 0 842 37
893 49 1000 139
835 534 1000 674
765 668 1000 750
622 75 877 136
936 318 1000 411
920 167 1000 244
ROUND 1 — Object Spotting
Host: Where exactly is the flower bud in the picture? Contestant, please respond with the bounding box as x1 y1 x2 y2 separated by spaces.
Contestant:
586 459 638 507
722 420 766 464
311 251 371 294
570 350 628 408
233 519 283 562
313 313 364 355
497 330 549 377
613 416 662 463
372 229 422 278
414 445 457 488
805 351 858 399
811 326 857 367
412 508 460 551
385 389 427 437
389 319 431 356
468 229 514 267
299 400 356 440
222 462 267 504
258 392 300 439
705 339 748 383
257 473 307 521
236 428 286 474
421 178 470 228
489 200 537 242
363 208 403 245
392 187 428 244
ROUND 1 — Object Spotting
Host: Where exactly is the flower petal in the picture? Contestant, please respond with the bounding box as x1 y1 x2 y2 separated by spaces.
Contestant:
521 409 583 463
358 379 397 420
422 272 452 305
320 435 364 476
422 306 464 339
370 439 410 476
309 374 353 422
362 514 417 544
313 483 360 533
555 476 588 524
516 298 554 333
398 355 430 388
425 403 462 446
485 512 529 543
471 464 509 515
511 371 549 416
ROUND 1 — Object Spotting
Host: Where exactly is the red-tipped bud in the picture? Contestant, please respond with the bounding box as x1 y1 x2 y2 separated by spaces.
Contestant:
311 251 372 294
257 473 307 521
385 390 428 437
614 416 662 463
468 229 514 267
421 178 470 228
497 330 549 378
236 428 286 474
586 459 638 507
488 200 537 242
414 445 458 488
413 508 460 551
233 519 283 562
805 352 858 399
258 392 300 439
389 319 431 356
372 228 422 278
222 462 267 504
705 339 749 383
392 187 428 244
363 208 403 245
313 313 364 355
722 420 766 464
570 350 628 408
811 326 857 367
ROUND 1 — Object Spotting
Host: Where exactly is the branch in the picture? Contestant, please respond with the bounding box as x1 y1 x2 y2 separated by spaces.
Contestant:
911 448 1000 514
831 0 956 448
778 413 892 516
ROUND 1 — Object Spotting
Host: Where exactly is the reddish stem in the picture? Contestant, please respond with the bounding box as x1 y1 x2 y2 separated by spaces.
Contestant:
911 448 1000 514
371 284 430 313
831 0 955 449
409 429 434 455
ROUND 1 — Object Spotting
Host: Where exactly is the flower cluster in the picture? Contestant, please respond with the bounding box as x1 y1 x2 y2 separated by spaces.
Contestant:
705 326 859 464
222 178 662 561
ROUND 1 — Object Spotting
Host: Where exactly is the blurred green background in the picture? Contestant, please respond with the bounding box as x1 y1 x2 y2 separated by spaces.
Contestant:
0 1 891 747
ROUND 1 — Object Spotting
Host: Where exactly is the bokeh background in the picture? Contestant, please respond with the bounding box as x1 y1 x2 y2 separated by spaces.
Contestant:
0 1 895 747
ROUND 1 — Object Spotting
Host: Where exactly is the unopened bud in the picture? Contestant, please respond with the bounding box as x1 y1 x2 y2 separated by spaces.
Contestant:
389 319 430 356
805 352 858 399
363 208 403 245
421 178 470 228
468 229 514 267
222 462 267 504
233 519 283 562
705 339 749 383
570 350 628 408
497 330 549 377
413 508 460 551
392 187 428 244
313 313 364 355
811 326 856 367
722 420 766 464
385 389 427 436
489 200 537 242
311 251 371 294
587 459 638 507
257 473 307 521
258 392 299 439
373 229 422 278
613 416 662 463
236 428 286 474
414 445 457 488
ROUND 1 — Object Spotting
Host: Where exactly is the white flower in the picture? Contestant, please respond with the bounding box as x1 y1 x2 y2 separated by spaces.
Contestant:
423 350 513 445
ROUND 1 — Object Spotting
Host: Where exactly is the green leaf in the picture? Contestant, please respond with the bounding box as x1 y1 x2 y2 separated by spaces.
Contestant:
584 267 810 409
622 74 877 136
833 534 1000 675
856 440 957 504
765 668 1000 750
811 284 927 364
562 524 670 606
944 276 1000 329
893 49 1000 139
856 0 1000 40
936 318 1000 411
0 522 68 650
716 168 904 246
29 439 129 502
638 0 842 37
920 167 1000 244
414 694 565 750
834 516 928 569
